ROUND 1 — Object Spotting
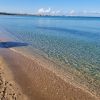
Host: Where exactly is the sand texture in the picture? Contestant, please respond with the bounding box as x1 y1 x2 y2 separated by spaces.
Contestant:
0 48 99 100
0 56 28 100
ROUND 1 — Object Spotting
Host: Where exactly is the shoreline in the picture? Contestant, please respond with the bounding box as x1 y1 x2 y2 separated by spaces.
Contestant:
0 48 99 100
1 25 99 98
10 47 100 98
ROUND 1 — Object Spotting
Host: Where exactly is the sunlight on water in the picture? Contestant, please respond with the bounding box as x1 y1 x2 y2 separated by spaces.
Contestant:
0 15 100 95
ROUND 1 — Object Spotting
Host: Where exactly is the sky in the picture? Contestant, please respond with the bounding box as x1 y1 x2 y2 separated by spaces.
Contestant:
0 0 100 16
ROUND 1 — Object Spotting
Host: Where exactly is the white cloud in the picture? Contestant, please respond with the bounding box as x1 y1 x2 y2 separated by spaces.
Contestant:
37 8 100 16
69 10 75 15
37 8 62 15
38 8 51 15
38 8 45 14
45 8 51 13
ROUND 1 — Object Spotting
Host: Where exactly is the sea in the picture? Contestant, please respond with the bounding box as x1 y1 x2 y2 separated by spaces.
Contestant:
0 15 100 95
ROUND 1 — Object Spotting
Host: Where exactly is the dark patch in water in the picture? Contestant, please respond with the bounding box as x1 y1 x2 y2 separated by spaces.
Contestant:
0 41 28 48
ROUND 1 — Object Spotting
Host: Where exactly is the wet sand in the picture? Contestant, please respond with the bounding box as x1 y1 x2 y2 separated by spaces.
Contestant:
0 47 99 100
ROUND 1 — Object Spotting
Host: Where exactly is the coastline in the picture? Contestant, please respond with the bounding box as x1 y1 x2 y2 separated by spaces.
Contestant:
10 47 100 98
0 48 99 100
1 13 100 18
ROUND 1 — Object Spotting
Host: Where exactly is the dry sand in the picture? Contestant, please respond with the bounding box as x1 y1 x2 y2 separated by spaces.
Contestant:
0 48 99 100
0 56 28 100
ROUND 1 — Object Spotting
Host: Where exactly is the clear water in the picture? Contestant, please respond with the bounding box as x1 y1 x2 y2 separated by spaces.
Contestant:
0 15 100 94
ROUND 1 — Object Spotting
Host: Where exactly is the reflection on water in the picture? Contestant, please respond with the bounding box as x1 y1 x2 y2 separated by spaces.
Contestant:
0 15 100 96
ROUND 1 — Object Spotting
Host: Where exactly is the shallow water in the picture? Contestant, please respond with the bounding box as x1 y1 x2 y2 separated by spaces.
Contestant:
0 15 100 95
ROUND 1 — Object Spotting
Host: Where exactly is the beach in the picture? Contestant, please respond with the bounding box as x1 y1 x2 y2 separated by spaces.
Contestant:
0 53 28 100
0 15 100 100
0 0 100 98
0 47 99 100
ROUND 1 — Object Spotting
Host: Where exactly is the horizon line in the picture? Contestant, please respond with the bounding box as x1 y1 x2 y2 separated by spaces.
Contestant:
0 11 100 18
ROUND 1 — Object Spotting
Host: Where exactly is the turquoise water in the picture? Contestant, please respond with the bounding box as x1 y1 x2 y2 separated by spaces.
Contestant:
0 15 100 94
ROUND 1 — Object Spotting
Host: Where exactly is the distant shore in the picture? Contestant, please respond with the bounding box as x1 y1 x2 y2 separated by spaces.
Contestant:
0 12 35 16
0 12 100 18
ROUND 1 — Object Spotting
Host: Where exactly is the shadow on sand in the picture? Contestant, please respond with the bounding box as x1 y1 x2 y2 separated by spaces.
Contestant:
0 41 28 48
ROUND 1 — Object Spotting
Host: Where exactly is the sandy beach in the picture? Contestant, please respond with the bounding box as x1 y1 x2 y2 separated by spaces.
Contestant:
0 0 100 99
0 47 99 100
0 54 28 100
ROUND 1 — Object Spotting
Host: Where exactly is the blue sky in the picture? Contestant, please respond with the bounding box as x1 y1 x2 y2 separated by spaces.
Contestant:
0 0 100 16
